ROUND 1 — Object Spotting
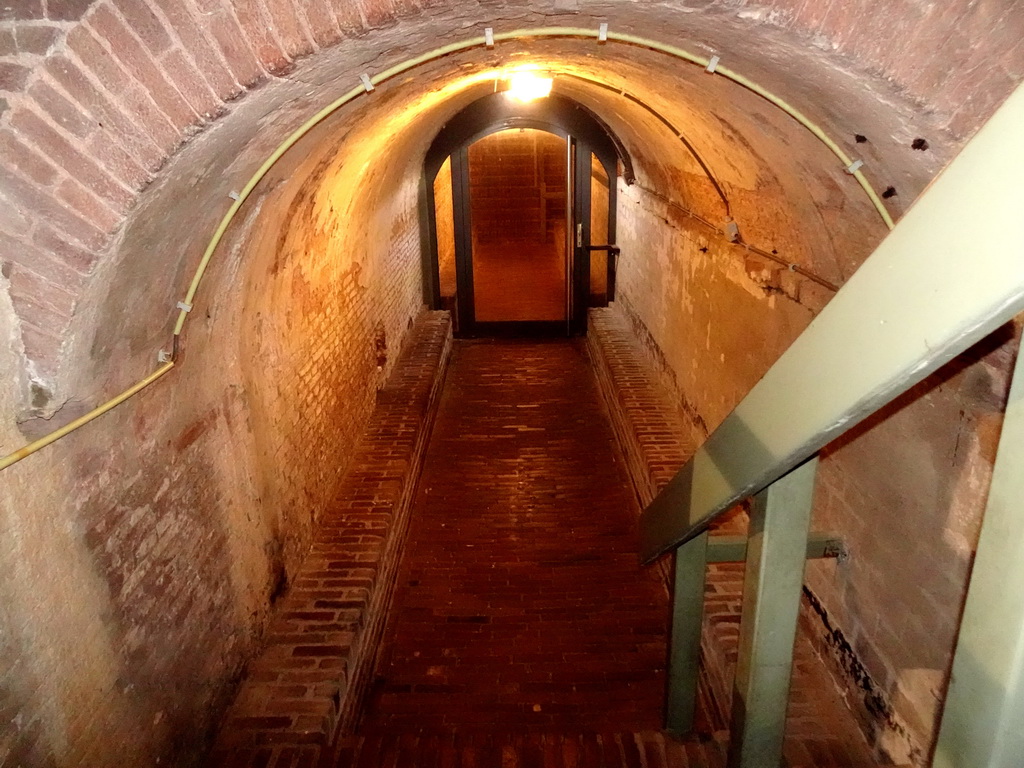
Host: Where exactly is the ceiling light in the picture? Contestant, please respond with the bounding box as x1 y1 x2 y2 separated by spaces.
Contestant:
506 72 553 102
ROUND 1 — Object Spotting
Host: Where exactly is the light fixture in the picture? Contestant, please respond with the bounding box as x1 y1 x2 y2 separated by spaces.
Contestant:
506 72 553 102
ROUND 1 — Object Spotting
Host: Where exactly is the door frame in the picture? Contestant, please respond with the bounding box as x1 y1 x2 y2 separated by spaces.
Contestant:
422 92 630 337
568 136 620 334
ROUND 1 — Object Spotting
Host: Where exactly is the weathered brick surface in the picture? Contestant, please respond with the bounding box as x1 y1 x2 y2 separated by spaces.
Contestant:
257 0 313 61
147 0 241 97
0 122 426 766
63 24 177 146
85 6 200 128
0 0 1017 385
109 0 171 56
469 129 566 246
186 0 264 86
587 306 876 767
42 53 166 169
10 104 133 210
302 0 344 49
0 59 29 89
0 4 1019 767
0 0 1015 385
24 78 91 138
230 2 291 75
206 312 452 768
0 125 56 182
614 168 1020 763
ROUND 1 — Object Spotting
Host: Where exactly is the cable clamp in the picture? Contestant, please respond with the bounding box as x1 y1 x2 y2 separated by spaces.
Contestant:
705 55 720 74
725 218 740 242
157 349 172 363
788 263 798 272
598 23 609 42
484 27 494 47
360 73 375 92
845 159 864 174
176 301 193 313
228 190 240 200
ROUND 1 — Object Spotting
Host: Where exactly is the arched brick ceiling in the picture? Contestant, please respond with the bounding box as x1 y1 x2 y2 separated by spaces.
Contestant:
1 0 1021 407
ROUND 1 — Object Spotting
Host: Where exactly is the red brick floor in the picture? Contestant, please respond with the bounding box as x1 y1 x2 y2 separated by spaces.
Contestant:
472 243 567 322
350 339 687 749
336 730 727 767
336 332 874 768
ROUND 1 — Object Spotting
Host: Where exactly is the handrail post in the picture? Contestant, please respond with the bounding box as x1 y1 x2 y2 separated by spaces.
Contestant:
666 530 709 735
727 456 818 768
932 341 1024 768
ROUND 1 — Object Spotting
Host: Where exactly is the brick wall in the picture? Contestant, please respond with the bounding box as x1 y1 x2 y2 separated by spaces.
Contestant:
585 307 746 722
0 46 431 765
0 0 1017 384
589 305 889 766
0 3 1021 767
613 181 831 437
235 135 428 573
468 128 565 246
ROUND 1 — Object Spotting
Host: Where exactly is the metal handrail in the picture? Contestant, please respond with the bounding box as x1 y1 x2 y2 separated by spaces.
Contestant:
647 83 1024 768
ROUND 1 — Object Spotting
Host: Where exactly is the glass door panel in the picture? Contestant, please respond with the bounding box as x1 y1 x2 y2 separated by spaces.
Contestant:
589 153 610 307
433 156 457 315
467 129 568 323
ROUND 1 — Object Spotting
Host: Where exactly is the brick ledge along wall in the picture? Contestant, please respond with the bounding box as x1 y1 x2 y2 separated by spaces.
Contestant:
587 306 749 729
207 311 452 768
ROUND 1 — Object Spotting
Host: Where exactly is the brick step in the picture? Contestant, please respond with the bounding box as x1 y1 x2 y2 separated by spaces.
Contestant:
333 731 728 767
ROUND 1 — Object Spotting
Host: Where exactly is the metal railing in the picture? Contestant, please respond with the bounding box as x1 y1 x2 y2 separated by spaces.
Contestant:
640 84 1024 767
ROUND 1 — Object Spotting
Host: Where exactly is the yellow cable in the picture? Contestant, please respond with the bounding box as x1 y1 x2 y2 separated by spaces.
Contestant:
0 362 174 471
2 26 896 472
713 64 895 228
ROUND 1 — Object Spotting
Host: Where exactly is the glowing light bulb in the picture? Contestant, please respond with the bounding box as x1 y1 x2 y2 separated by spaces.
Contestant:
506 72 553 102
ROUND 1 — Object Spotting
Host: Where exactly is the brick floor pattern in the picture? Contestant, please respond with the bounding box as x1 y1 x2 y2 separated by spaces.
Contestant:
354 339 674 741
335 731 727 767
209 308 878 768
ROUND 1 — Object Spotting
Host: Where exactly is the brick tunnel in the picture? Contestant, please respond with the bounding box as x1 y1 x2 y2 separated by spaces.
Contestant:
1 2 1023 767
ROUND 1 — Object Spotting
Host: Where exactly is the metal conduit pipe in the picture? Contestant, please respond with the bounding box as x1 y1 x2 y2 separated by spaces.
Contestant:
559 72 732 217
635 183 841 292
0 26 894 472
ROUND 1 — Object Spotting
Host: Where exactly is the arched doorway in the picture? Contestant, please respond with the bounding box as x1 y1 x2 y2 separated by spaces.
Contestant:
423 93 629 336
